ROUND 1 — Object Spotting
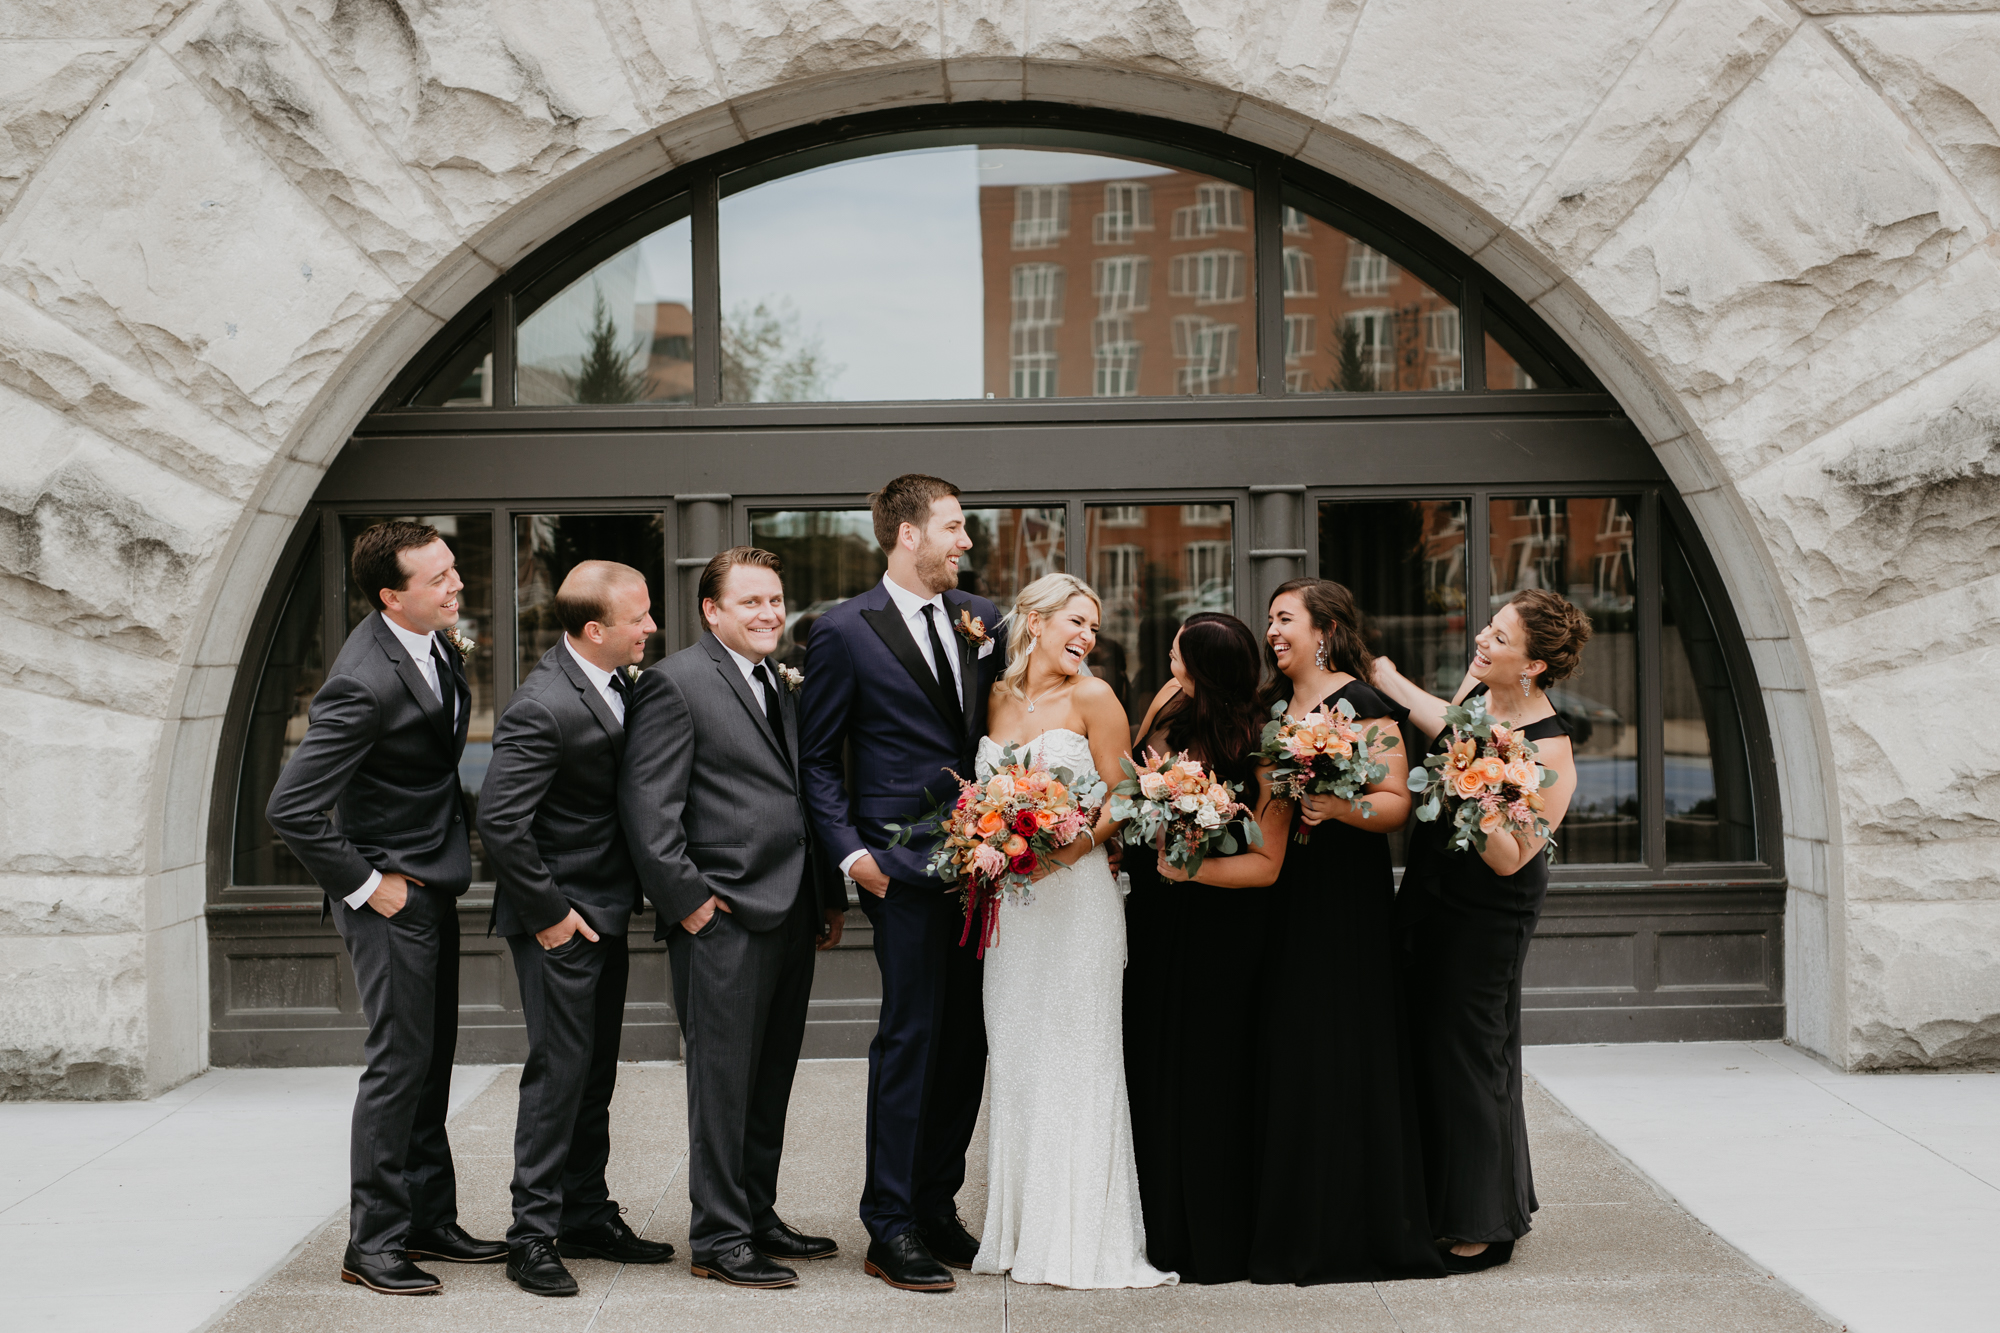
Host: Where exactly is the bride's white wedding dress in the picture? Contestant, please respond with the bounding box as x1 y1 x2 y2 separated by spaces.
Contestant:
970 728 1176 1289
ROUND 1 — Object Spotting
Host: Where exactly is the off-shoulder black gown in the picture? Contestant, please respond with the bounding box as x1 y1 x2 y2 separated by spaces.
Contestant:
1249 679 1445 1283
1123 733 1270 1284
1398 683 1573 1245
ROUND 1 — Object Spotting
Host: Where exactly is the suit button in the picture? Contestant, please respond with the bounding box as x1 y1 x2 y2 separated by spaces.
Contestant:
796 836 807 846
453 815 462 823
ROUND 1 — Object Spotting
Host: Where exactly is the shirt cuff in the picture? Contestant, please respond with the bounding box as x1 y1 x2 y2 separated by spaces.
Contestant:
343 870 383 910
838 849 867 878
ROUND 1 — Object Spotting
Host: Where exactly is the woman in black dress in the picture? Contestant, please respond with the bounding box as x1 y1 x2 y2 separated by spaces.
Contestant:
1372 588 1590 1274
1249 579 1444 1284
1122 613 1292 1284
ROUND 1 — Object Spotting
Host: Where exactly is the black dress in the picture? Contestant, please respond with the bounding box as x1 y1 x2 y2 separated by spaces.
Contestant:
1398 684 1573 1245
1249 680 1445 1283
1123 730 1270 1284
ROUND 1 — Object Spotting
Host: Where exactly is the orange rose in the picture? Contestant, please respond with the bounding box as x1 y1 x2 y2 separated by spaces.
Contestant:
977 809 1005 836
1002 833 1028 857
1503 761 1537 791
1451 767 1488 800
1023 770 1050 793
1474 757 1506 784
1046 780 1067 804
1479 808 1508 835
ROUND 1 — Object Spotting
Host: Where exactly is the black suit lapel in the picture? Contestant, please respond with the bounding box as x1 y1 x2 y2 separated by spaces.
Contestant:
862 600 963 732
945 591 982 747
704 635 789 772
556 646 626 763
779 679 802 776
372 615 451 745
444 641 471 757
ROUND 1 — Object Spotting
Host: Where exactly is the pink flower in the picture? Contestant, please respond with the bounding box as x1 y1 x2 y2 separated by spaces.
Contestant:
986 773 1015 802
1139 771 1168 799
1508 799 1533 825
1503 760 1537 791
972 842 1007 879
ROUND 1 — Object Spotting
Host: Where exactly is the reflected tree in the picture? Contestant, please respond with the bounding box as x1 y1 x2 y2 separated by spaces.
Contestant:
566 286 654 403
722 300 842 401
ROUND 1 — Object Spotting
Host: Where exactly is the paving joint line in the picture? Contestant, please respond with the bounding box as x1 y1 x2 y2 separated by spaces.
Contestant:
585 1148 686 1332
1373 1280 1407 1331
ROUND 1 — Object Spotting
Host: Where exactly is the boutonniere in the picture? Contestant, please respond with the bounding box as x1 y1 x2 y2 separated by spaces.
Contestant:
952 609 991 648
777 664 804 693
621 665 642 685
443 627 476 660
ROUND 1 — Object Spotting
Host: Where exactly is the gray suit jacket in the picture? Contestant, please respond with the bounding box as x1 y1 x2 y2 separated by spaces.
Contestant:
266 611 473 900
478 643 644 939
620 633 841 935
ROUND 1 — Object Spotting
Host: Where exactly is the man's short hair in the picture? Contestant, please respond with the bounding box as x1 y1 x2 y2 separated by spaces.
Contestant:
698 546 784 609
870 474 960 552
350 520 442 612
555 560 649 637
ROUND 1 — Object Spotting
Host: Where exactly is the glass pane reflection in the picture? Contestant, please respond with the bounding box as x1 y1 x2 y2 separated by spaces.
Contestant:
341 513 497 882
514 514 667 685
749 510 886 671
517 210 694 405
1280 201 1462 393
410 319 493 406
719 144 1256 401
1085 503 1233 723
1487 496 1640 865
1663 521 1757 862
233 533 325 885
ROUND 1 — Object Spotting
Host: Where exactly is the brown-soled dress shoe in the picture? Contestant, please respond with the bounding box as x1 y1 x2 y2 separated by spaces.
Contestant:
691 1241 798 1288
558 1214 676 1264
341 1244 442 1295
863 1231 956 1291
915 1212 980 1270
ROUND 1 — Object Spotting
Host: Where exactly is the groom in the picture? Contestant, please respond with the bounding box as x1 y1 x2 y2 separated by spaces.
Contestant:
800 474 1006 1293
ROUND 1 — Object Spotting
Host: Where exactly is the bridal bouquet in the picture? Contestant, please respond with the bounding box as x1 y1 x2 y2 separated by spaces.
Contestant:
1257 698 1400 842
885 743 1106 955
1407 694 1559 854
1107 749 1260 878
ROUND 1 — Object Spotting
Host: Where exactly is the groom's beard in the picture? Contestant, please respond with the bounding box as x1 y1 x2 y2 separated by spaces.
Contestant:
914 539 959 596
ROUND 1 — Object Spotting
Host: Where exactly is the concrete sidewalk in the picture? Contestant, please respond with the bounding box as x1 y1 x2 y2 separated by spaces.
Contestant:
1526 1040 2000 1333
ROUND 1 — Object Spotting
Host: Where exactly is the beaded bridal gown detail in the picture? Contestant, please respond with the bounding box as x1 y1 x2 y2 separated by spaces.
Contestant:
971 729 1177 1289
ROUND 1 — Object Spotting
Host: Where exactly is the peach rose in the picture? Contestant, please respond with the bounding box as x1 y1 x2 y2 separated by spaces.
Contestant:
1503 761 1537 791
1479 808 1508 835
1022 769 1050 793
1451 767 1488 800
986 773 1015 802
1139 771 1168 799
977 809 1005 836
1002 833 1028 857
1046 779 1068 804
1474 757 1506 784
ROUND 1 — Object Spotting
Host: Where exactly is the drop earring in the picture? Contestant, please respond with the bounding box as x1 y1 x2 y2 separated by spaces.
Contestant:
1520 671 1532 698
1315 638 1329 671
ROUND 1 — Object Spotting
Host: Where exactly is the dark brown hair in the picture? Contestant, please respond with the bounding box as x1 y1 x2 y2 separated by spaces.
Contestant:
870 473 960 552
1259 578 1373 708
554 560 648 636
1508 588 1592 688
698 546 784 609
350 520 441 612
1159 612 1266 784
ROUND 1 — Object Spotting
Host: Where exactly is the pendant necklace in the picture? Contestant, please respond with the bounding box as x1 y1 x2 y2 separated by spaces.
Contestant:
1024 674 1064 713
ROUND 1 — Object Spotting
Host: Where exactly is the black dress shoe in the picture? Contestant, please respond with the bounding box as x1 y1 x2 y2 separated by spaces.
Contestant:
507 1238 580 1296
864 1231 956 1291
915 1212 980 1271
340 1244 441 1295
407 1222 507 1264
752 1217 839 1262
558 1215 676 1264
1441 1239 1515 1274
691 1241 797 1288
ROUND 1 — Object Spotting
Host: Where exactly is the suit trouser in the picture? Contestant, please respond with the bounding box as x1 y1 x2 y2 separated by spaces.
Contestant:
505 930 631 1243
332 885 462 1255
667 890 818 1263
855 878 986 1243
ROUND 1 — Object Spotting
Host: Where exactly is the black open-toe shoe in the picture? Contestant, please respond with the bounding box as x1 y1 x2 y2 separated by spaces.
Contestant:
1440 1239 1514 1274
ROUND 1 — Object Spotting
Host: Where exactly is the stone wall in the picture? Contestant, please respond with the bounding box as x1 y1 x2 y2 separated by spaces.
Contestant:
2 0 1996 1095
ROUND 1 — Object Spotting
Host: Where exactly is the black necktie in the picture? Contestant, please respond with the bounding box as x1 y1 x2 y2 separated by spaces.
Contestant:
606 667 632 718
429 640 456 720
920 604 962 717
756 663 791 765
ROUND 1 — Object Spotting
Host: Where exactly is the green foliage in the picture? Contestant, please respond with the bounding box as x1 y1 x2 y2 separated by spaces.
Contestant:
721 300 842 402
565 286 653 404
1334 321 1376 393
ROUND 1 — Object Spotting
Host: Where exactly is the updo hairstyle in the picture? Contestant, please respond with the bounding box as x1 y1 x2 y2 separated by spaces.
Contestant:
1508 588 1592 689
1002 573 1102 700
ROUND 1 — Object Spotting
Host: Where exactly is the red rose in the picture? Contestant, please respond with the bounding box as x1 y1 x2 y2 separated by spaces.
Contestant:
1010 851 1037 875
1012 810 1038 836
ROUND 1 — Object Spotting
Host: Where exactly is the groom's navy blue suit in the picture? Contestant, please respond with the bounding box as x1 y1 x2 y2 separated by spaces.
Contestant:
800 578 1007 1244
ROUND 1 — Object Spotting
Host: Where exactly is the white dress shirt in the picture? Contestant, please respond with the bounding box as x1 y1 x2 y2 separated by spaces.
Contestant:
564 634 625 725
345 616 461 910
719 640 771 715
841 577 963 880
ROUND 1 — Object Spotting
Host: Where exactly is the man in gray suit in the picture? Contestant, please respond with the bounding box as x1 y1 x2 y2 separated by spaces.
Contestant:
478 561 677 1296
621 546 849 1289
267 520 506 1295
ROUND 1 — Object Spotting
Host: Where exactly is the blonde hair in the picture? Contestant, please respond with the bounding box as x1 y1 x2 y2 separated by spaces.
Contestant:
1002 573 1103 700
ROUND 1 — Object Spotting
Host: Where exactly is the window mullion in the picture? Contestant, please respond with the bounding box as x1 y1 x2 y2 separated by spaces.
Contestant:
1462 282 1487 393
1638 488 1666 872
1255 160 1284 396
1466 491 1490 681
693 171 722 407
491 289 515 408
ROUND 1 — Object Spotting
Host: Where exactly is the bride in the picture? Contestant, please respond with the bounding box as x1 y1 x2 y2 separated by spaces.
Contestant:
970 573 1176 1290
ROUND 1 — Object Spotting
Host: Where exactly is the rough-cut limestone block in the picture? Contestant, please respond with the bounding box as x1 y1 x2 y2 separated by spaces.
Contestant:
0 286 274 502
0 50 403 444
0 385 239 658
1022 0 1360 118
1808 569 2000 688
0 933 148 1099
1708 245 2000 481
1801 1 2000 14
1516 0 1796 268
1848 899 2000 1069
595 0 728 126
1847 839 2000 903
1581 32 1984 424
1821 655 2000 840
0 40 143 216
1326 0 1673 223
0 690 160 876
1739 335 2000 633
0 0 191 38
940 0 1023 62
703 0 938 97
278 0 648 234
160 0 465 294
0 874 145 935
1828 16 2000 224
0 611 180 716
1785 887 1832 1058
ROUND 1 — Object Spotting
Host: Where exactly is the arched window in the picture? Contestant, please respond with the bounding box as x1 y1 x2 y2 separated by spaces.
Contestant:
215 106 1781 1065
